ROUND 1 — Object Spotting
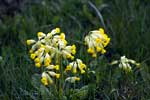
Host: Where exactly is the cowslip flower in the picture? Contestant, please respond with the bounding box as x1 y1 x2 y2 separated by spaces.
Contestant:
27 28 77 68
48 71 60 79
41 71 60 85
41 77 48 86
41 72 53 85
111 56 140 72
26 40 36 45
40 64 61 85
46 65 60 70
84 28 110 57
65 59 86 74
65 76 80 83
44 53 52 67
37 32 46 39
63 45 76 55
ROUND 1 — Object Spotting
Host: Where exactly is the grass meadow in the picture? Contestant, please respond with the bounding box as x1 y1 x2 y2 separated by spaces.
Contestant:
0 0 150 99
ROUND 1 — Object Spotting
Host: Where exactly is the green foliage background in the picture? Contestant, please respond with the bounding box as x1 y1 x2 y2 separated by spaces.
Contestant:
0 0 150 99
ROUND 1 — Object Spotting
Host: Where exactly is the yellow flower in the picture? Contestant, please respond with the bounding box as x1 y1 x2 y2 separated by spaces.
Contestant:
70 56 74 60
71 50 76 55
30 53 36 59
45 57 51 63
60 33 65 40
46 64 59 70
44 53 51 67
55 27 60 33
80 63 86 69
99 28 104 34
95 38 101 43
87 48 94 54
101 49 106 54
37 32 46 39
66 53 72 59
55 65 60 70
81 70 85 74
65 65 72 71
76 59 86 73
73 68 77 74
34 57 40 63
35 62 41 68
71 44 76 55
34 50 44 59
103 38 110 47
26 40 36 45
41 77 48 86
64 40 68 45
75 77 80 81
40 44 45 48
48 71 60 79
71 44 76 50
55 74 60 79
46 65 55 70
44 62 50 67
58 39 67 48
96 46 102 52
65 77 80 83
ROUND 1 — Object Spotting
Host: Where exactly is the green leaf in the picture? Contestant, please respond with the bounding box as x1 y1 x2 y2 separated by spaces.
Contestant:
40 85 54 99
71 85 88 100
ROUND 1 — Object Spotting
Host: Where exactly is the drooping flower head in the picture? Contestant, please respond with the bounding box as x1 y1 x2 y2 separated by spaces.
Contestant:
26 28 77 68
65 59 86 74
26 28 84 86
111 55 140 72
84 28 110 57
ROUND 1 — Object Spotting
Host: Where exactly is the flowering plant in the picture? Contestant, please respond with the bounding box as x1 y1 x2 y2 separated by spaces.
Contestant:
26 27 139 99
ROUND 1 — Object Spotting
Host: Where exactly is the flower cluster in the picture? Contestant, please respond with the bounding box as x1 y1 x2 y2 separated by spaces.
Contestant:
27 28 76 67
84 28 110 57
65 59 86 74
27 28 86 85
111 56 140 72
